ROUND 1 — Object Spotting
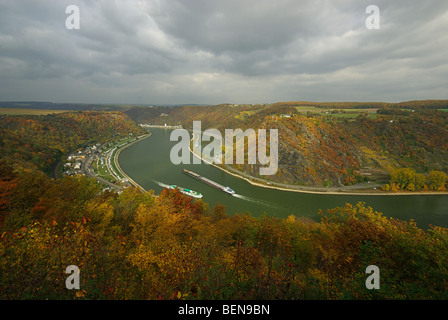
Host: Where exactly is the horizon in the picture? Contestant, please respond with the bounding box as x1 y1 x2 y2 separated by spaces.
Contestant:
2 98 448 108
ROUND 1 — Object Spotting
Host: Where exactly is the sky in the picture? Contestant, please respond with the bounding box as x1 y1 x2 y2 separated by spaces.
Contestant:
0 0 447 105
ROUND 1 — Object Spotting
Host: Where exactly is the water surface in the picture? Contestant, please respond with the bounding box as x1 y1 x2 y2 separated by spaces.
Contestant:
119 129 448 229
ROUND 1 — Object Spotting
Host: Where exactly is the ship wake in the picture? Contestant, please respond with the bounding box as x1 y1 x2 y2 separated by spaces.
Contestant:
232 193 278 209
152 179 171 189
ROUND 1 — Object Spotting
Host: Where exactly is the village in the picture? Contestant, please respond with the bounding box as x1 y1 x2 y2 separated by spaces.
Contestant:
61 134 142 192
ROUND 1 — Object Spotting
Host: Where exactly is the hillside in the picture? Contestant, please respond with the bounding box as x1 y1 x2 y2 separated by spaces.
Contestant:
133 103 448 188
1 163 448 300
0 111 145 174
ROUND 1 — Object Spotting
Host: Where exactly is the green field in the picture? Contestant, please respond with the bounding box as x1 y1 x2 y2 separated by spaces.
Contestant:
294 106 327 113
92 160 116 182
92 137 136 183
294 106 378 119
0 108 70 115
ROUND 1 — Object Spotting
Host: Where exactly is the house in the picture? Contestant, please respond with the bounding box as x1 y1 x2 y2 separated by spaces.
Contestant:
72 154 86 160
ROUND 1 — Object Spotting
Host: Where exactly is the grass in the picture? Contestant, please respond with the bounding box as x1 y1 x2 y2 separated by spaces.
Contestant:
92 137 136 182
293 106 379 120
92 160 116 182
295 106 378 115
329 113 379 119
0 108 70 115
294 106 326 113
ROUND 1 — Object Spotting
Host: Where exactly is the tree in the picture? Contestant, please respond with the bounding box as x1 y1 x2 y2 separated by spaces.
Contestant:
390 168 416 190
414 173 427 191
428 170 447 191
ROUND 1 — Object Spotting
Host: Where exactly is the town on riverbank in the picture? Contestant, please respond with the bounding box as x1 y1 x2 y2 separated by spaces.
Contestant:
61 132 151 193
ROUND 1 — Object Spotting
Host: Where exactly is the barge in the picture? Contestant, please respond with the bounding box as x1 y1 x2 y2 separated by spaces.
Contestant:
183 169 235 195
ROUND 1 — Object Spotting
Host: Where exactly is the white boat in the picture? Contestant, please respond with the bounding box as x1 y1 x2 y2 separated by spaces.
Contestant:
223 187 235 195
167 185 203 199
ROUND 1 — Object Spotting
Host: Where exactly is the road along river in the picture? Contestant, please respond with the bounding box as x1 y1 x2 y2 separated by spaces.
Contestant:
118 128 448 229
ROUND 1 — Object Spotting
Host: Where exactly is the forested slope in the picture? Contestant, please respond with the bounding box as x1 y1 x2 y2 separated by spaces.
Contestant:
0 111 145 174
1 165 447 299
136 103 448 188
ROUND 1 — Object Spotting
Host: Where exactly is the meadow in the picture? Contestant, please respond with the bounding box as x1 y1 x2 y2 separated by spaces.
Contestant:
0 108 70 115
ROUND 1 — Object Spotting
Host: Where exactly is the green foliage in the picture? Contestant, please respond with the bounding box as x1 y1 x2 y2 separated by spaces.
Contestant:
414 173 427 191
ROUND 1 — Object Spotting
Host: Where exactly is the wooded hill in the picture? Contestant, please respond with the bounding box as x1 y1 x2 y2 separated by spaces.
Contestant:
0 111 145 174
130 102 448 188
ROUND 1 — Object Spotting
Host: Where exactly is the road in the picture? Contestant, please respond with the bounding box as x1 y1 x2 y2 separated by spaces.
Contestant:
190 146 384 194
223 163 384 192
81 153 123 191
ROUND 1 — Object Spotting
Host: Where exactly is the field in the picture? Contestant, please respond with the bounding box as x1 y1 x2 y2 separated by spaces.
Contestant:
0 108 70 115
294 106 379 118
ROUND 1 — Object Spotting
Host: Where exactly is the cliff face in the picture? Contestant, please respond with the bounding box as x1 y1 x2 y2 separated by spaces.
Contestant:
261 112 448 187
235 115 364 187
218 112 448 188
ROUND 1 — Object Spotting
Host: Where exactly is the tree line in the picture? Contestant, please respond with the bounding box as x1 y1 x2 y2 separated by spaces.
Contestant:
383 168 447 192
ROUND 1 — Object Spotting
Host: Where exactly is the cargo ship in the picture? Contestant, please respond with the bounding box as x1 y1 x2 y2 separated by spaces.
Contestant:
166 185 203 199
183 169 235 195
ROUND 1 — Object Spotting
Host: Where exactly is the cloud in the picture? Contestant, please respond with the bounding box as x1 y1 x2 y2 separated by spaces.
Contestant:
0 0 447 104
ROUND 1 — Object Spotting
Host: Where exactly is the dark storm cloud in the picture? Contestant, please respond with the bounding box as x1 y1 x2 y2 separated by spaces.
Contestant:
0 0 447 104
144 0 327 54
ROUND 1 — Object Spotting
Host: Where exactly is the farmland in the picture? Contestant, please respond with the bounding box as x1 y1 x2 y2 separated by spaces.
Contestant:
0 108 70 115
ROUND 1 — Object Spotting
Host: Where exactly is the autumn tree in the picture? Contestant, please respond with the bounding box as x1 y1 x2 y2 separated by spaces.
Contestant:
414 173 427 191
428 170 447 191
390 168 416 190
318 202 448 299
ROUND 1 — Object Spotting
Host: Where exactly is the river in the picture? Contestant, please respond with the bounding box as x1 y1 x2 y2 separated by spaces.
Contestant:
118 128 448 229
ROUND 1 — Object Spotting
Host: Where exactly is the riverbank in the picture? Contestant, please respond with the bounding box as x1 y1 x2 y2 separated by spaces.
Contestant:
113 132 153 194
189 142 448 197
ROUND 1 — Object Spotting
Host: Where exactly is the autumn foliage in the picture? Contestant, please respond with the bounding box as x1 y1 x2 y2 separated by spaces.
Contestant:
0 112 145 174
1 164 447 299
132 103 448 188
1 109 448 300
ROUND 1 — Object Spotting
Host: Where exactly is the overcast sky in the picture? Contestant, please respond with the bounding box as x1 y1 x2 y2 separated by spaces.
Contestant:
1 0 447 105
